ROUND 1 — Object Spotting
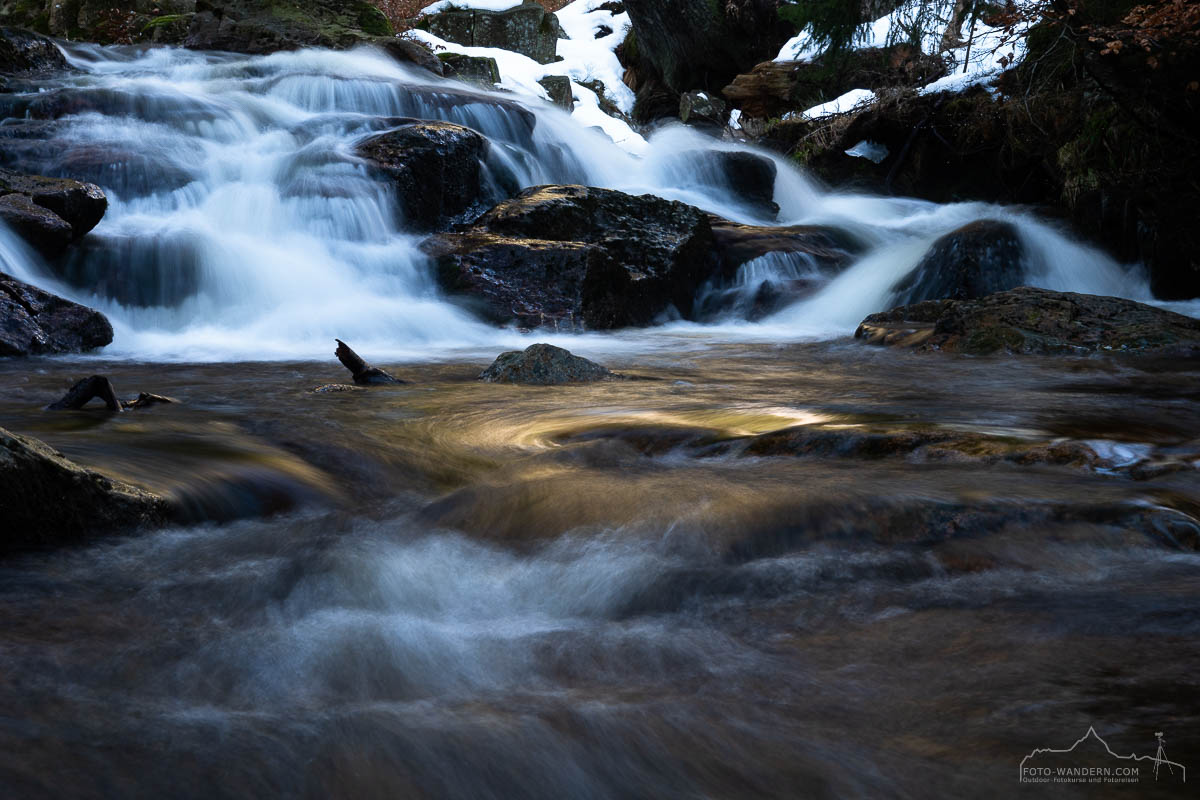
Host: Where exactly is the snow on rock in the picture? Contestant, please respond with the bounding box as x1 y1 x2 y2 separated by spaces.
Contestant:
409 0 644 153
801 88 876 120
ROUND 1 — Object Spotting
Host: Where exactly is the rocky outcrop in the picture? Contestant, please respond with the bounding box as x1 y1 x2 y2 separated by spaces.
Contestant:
891 220 1025 305
0 426 172 555
426 185 718 330
0 168 106 258
479 343 613 385
0 271 113 356
418 2 560 64
183 0 392 53
357 120 498 231
0 26 66 75
855 287 1200 356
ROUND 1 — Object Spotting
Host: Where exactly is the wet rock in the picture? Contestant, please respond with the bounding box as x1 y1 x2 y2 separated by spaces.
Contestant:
0 425 172 555
892 220 1025 305
375 36 443 76
708 216 859 274
0 272 113 357
0 167 107 257
0 193 73 257
335 339 405 385
538 75 574 111
0 27 67 75
437 52 501 86
479 343 613 385
357 121 492 231
426 184 719 329
855 287 1200 356
678 90 726 131
419 3 560 64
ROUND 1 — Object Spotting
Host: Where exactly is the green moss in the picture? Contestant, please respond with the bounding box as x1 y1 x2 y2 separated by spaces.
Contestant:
140 13 185 32
356 3 392 36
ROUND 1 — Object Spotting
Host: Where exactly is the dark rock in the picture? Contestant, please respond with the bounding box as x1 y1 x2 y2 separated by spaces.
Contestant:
479 343 613 385
678 89 726 131
312 383 364 394
436 52 501 86
855 287 1200 356
427 185 718 329
0 425 172 555
0 193 72 257
661 150 778 218
357 121 491 231
0 27 67 75
709 216 860 274
335 339 404 385
538 75 574 111
182 0 392 53
0 271 113 356
622 0 792 93
892 219 1025 305
420 2 560 64
0 167 106 257
375 36 444 76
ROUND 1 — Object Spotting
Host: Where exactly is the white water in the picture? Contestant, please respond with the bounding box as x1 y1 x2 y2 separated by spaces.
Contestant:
0 42 1179 361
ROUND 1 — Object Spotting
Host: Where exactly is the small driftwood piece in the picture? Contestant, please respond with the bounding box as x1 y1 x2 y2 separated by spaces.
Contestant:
47 376 177 412
335 339 404 385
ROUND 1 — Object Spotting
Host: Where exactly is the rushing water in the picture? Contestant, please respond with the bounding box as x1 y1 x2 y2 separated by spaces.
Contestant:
2 40 1199 799
0 42 1173 360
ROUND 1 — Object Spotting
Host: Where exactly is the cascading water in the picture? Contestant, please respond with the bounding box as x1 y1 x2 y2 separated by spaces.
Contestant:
0 41 1176 360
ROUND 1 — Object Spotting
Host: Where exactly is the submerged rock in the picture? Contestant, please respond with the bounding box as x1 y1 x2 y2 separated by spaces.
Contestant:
892 220 1025 305
0 168 107 258
427 185 719 330
419 3 561 64
357 121 494 231
0 426 172 555
0 272 113 357
479 343 613 385
856 287 1200 355
47 375 176 411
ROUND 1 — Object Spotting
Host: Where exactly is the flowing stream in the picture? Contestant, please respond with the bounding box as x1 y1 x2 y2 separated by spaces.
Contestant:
1 42 1198 799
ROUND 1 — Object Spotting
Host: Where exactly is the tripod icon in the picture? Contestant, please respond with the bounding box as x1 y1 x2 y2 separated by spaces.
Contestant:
1154 732 1176 781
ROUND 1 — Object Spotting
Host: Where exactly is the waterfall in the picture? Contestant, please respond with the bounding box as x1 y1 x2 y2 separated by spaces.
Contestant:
0 42 1174 360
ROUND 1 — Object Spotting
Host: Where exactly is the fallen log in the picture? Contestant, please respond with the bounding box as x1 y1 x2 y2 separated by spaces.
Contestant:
335 340 405 385
47 375 177 412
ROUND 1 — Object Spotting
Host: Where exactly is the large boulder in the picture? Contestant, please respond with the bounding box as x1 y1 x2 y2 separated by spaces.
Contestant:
479 343 613 385
0 425 172 555
855 287 1200 356
891 220 1025 305
418 2 560 64
436 52 501 86
357 120 498 231
0 168 106 258
375 37 444 77
0 271 114 356
0 26 67 75
622 0 791 94
183 0 392 53
427 185 719 329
